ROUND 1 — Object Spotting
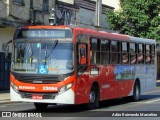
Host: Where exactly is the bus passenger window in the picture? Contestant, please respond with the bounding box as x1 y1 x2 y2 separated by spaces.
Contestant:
78 44 87 64
151 45 155 64
111 41 120 64
90 38 100 64
101 52 109 64
145 45 151 64
122 42 129 64
101 40 110 64
138 44 144 64
130 43 136 64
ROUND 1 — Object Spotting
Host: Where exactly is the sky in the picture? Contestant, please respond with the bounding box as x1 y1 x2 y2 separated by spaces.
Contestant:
92 0 120 10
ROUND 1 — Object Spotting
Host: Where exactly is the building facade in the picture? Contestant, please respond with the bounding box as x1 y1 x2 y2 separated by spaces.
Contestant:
0 0 117 89
0 0 117 53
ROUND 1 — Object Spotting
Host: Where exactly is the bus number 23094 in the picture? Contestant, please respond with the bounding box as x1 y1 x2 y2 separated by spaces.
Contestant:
43 86 58 91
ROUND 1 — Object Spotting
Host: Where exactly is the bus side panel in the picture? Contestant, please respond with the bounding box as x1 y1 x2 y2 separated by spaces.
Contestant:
102 65 135 99
75 70 90 104
75 65 104 104
112 65 136 98
102 65 118 100
128 65 156 96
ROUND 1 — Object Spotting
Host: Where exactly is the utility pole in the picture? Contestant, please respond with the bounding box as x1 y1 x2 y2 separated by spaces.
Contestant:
95 0 102 27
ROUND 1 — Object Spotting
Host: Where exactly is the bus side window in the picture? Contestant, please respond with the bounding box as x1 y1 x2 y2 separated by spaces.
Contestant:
76 34 88 65
130 43 136 64
78 44 87 64
101 39 110 64
122 42 129 64
151 44 155 64
145 45 151 64
90 38 100 64
138 44 144 64
111 41 120 64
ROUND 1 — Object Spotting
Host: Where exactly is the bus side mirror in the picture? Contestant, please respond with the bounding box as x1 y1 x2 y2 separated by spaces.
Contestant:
78 44 87 65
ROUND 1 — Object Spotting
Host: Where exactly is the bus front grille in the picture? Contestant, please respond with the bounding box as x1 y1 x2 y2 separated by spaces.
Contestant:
11 72 62 84
20 91 58 99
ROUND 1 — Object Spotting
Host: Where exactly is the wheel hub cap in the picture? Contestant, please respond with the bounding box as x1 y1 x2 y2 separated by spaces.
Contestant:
90 91 95 103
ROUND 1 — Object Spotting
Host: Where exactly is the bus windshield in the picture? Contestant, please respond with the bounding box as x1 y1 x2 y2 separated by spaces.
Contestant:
12 41 74 75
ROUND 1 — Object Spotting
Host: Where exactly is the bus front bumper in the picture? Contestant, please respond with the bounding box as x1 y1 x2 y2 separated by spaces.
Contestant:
10 87 75 104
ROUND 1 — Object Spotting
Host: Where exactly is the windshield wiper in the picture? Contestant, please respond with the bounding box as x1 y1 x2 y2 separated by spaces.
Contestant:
45 40 58 59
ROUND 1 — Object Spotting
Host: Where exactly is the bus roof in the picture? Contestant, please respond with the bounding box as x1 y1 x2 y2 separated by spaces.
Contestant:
17 26 156 44
18 25 71 29
73 27 130 41
130 36 156 44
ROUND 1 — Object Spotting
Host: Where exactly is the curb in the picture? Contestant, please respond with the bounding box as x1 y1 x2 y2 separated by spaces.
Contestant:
0 100 18 105
0 100 12 104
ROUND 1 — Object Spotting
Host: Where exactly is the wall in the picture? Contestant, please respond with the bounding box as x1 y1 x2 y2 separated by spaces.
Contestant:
56 1 110 30
78 8 109 29
0 28 15 53
10 0 30 21
56 3 78 26
0 0 8 19
32 0 52 25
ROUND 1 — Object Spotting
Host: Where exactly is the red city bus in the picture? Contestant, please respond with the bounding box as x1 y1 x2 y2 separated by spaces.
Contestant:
9 25 156 110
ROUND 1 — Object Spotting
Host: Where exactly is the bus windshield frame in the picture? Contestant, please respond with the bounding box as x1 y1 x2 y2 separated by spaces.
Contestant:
11 28 74 76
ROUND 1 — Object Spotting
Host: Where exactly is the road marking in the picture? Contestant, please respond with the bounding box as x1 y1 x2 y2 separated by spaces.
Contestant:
92 87 160 111
145 99 160 103
92 99 160 111
142 89 160 95
0 105 7 108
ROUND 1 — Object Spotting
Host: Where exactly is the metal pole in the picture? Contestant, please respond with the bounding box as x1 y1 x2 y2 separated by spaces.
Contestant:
49 0 57 25
52 0 57 25
95 0 102 27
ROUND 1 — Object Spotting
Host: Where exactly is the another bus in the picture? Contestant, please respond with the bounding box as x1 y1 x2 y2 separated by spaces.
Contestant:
9 25 156 110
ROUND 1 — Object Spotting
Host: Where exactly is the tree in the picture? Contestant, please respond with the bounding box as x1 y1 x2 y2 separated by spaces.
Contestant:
106 0 160 41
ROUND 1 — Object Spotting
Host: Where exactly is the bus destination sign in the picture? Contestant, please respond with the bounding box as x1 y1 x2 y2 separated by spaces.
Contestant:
15 29 72 39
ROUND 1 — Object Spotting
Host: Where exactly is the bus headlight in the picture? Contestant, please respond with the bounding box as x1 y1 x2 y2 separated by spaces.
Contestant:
58 82 73 94
11 82 19 93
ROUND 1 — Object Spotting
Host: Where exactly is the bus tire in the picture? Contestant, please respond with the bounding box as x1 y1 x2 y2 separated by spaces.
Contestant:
131 82 140 102
34 103 48 111
87 84 99 110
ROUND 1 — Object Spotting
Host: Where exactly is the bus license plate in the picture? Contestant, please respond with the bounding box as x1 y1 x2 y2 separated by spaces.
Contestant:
32 94 43 100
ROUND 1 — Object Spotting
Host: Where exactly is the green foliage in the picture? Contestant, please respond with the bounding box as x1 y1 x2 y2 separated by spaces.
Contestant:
106 0 160 41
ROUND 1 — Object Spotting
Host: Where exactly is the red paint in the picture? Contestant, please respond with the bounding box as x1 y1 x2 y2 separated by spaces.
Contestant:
11 25 136 105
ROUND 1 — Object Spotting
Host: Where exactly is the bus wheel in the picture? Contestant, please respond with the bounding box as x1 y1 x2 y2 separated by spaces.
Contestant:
87 85 99 109
131 82 140 102
34 103 48 111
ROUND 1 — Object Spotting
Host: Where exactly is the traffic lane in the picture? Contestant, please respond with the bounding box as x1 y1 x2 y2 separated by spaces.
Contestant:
10 87 160 117
0 87 160 115
94 86 160 111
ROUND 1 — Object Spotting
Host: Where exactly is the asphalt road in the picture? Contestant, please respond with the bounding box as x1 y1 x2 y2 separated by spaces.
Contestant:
0 86 160 120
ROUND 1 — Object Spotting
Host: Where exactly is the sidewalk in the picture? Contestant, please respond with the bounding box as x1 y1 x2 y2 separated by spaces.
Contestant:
0 90 10 104
0 80 160 104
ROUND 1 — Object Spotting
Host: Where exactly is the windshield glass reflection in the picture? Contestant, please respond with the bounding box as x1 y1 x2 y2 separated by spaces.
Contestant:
13 42 74 75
